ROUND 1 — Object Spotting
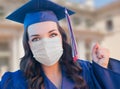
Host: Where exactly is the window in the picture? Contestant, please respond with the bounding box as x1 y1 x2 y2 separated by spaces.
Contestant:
0 42 9 51
85 41 91 60
0 6 4 17
85 19 94 28
73 17 82 26
106 20 113 31
0 42 10 78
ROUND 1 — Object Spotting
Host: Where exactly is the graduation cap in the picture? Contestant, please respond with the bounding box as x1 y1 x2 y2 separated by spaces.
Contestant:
6 0 73 28
6 0 78 61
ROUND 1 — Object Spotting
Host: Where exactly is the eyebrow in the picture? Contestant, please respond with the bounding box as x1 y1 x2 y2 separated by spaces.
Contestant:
48 29 57 33
30 29 57 37
30 34 40 37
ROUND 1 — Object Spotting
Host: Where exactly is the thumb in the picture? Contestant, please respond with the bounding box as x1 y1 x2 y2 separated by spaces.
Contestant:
92 43 100 61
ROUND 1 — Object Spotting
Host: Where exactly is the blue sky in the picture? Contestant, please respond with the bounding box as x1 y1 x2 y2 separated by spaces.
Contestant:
70 0 115 8
94 0 115 8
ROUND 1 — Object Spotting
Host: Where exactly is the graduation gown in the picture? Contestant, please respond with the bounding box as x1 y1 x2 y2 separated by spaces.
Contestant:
0 58 120 89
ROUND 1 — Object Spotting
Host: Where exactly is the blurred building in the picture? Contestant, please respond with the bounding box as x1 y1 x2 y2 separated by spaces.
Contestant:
0 0 120 78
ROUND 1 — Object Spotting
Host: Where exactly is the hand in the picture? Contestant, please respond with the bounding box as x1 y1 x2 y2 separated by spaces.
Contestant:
92 43 110 68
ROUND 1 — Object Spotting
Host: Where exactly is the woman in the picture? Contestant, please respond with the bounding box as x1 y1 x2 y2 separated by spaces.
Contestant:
0 0 120 89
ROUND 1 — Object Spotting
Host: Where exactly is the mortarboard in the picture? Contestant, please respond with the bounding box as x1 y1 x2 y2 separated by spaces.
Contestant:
6 0 74 29
6 0 78 61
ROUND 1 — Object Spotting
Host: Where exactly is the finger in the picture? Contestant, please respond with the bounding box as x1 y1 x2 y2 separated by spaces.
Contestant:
97 48 110 59
92 43 100 61
97 52 104 59
92 43 100 56
95 44 105 59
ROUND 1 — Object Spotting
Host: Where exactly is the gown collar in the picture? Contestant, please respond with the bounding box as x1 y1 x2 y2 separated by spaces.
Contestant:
41 66 75 89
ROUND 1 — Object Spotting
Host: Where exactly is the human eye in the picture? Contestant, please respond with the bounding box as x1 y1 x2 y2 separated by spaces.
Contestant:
50 33 58 38
31 37 41 42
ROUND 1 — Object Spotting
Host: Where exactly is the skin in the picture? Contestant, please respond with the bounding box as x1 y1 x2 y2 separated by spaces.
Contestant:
27 21 110 88
92 43 110 68
28 21 62 88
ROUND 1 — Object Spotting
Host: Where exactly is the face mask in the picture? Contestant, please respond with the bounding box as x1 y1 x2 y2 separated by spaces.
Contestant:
30 37 63 66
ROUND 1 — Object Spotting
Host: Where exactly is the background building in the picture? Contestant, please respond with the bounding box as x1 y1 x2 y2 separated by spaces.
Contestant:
0 0 120 78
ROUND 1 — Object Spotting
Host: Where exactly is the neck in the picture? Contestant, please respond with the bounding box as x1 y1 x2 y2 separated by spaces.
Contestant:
42 62 62 88
42 62 61 76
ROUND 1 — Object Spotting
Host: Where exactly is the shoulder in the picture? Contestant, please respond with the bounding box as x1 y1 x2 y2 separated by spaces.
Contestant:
77 59 96 88
77 59 92 77
0 70 27 89
77 59 92 70
77 59 93 79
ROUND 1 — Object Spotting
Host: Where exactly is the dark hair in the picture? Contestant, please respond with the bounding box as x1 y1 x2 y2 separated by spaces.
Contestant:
20 23 87 89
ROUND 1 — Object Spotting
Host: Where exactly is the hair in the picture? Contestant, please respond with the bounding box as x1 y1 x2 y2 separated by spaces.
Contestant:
20 23 88 89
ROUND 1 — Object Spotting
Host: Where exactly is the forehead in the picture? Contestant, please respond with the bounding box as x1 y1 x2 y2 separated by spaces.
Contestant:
27 21 58 36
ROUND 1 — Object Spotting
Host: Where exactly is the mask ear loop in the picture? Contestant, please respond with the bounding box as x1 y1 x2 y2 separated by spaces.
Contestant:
65 8 78 62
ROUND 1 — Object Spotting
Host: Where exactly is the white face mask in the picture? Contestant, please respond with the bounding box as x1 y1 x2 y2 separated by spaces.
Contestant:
30 37 63 66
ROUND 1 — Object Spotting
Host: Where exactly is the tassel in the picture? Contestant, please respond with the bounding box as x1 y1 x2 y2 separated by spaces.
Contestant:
65 8 78 62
